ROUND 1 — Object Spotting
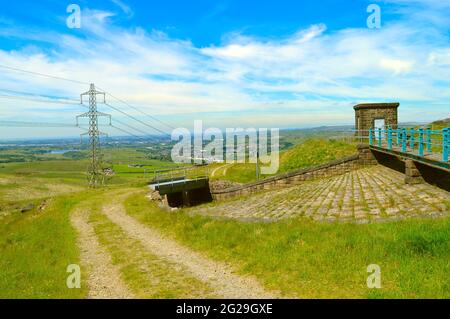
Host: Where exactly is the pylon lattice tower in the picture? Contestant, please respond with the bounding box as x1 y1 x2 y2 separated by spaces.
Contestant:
76 84 111 188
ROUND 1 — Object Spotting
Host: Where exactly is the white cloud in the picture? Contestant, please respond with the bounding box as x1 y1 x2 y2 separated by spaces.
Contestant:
428 49 450 65
379 58 413 74
0 1 449 139
92 11 115 22
111 0 134 17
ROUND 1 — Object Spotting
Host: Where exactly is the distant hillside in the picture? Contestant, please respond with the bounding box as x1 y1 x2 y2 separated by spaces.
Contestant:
431 118 450 129
279 125 354 151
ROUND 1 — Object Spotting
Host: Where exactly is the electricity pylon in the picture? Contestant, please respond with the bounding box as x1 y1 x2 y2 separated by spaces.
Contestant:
76 84 111 188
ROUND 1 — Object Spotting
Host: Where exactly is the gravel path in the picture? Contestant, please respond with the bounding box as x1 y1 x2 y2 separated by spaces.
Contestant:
102 202 277 299
71 209 133 299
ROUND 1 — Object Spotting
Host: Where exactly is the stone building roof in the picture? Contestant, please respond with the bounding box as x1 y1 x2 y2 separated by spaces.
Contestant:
353 103 400 110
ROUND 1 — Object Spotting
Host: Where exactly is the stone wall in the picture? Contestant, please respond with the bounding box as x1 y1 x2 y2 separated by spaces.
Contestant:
354 103 399 137
404 159 424 185
211 144 377 201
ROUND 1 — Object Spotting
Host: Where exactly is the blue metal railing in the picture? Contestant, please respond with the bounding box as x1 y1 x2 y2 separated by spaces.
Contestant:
368 126 450 162
418 128 424 156
444 128 449 162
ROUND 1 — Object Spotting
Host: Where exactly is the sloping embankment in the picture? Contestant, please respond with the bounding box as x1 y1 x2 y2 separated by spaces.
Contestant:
212 144 376 201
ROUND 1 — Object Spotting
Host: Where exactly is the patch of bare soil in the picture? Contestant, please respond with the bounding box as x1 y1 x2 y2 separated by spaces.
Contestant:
71 208 133 299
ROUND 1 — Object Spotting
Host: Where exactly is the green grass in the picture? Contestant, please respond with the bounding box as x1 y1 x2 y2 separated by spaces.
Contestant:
210 139 357 184
212 163 260 184
430 118 450 131
279 139 357 173
0 172 86 204
0 137 357 186
112 160 179 175
0 192 91 298
88 199 216 298
0 160 88 185
0 146 183 297
124 192 450 299
409 118 450 153
0 150 181 189
102 147 173 165
0 134 448 299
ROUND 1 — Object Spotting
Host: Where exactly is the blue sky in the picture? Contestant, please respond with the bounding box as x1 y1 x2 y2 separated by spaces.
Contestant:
0 1 373 47
0 0 449 138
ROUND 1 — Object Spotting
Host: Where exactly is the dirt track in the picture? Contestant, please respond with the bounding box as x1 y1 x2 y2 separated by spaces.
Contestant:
71 195 276 299
71 208 133 299
101 201 276 299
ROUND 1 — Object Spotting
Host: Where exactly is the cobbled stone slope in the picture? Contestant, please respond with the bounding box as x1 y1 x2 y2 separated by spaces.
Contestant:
194 166 450 223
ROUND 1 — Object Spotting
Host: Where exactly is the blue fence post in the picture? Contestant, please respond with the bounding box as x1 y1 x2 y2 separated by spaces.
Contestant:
369 128 373 146
410 129 415 150
402 128 407 152
388 127 393 150
448 128 450 162
447 128 450 162
378 128 382 147
443 128 449 162
426 127 431 153
418 128 424 156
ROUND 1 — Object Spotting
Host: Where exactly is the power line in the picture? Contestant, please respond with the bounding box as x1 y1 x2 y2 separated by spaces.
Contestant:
0 120 139 141
0 64 176 131
0 92 172 137
0 64 88 86
0 103 159 140
112 118 155 137
103 102 171 137
0 120 86 128
110 124 146 140
0 121 74 127
79 101 161 138
0 88 147 134
0 94 80 105
98 87 175 130
0 93 169 137
0 88 79 102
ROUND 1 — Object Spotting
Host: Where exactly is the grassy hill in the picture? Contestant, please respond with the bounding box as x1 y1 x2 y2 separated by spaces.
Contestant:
0 133 449 298
408 118 450 153
430 118 450 130
279 139 356 173
212 138 357 184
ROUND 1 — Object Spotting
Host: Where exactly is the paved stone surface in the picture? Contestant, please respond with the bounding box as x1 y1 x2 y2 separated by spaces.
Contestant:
193 166 450 223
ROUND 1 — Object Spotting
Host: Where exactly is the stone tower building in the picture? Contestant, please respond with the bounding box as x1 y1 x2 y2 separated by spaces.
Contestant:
354 103 399 137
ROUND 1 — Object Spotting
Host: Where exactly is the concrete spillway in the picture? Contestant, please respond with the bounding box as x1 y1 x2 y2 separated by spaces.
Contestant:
149 177 213 208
